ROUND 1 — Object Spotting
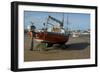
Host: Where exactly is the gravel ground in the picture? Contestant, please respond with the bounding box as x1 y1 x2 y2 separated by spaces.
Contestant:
24 35 90 61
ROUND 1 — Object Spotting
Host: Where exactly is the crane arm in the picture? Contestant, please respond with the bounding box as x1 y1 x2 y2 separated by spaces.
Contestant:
48 16 63 26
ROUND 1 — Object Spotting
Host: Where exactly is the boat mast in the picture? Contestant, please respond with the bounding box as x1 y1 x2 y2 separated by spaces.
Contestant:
67 14 68 31
67 14 70 35
61 13 64 29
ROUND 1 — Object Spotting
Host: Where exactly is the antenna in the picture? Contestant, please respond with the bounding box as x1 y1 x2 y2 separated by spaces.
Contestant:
30 21 34 25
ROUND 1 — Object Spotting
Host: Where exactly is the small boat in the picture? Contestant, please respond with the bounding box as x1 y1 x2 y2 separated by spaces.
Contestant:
28 15 70 47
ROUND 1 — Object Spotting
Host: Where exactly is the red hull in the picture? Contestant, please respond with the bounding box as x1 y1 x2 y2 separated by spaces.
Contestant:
35 32 69 44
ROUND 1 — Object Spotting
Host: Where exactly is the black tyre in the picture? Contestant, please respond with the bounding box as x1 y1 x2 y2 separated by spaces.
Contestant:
47 43 53 47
